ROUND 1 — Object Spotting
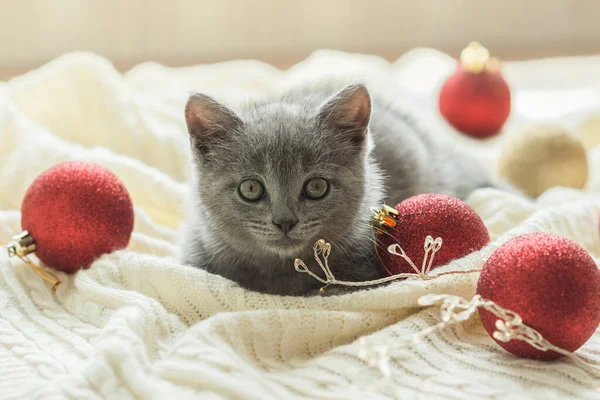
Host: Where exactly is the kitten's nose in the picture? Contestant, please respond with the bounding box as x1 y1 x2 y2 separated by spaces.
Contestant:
272 217 298 234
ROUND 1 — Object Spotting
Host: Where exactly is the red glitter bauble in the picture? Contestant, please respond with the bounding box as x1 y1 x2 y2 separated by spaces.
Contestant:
439 66 511 138
438 42 511 139
477 233 600 360
21 161 134 273
374 194 490 276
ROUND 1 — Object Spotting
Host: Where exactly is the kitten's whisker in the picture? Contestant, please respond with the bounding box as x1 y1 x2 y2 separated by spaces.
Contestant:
246 222 269 227
342 234 374 262
249 230 279 237
371 232 393 254
298 227 322 235
302 222 322 229
337 240 365 263
246 225 271 230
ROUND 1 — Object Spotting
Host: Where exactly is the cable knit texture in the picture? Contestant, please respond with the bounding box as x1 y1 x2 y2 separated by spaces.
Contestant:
0 49 599 400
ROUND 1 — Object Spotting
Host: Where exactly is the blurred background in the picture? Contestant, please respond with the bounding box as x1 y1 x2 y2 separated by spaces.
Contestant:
0 0 599 80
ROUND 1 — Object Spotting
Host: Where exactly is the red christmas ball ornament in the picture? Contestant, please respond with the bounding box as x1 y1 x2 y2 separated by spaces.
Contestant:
439 41 511 138
477 233 600 360
372 194 490 276
15 161 134 276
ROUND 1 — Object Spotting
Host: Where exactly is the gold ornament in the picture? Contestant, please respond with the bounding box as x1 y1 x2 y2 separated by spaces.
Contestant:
575 114 600 150
498 124 588 198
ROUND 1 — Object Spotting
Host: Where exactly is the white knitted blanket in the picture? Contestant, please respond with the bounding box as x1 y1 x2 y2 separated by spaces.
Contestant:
0 49 599 400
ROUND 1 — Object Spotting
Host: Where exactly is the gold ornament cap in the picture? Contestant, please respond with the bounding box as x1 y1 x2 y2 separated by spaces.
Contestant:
460 41 500 74
371 204 399 229
3 231 61 292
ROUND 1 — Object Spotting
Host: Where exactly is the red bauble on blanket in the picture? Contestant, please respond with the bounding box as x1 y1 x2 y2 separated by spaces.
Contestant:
372 194 490 276
477 232 600 360
439 42 511 138
7 161 134 290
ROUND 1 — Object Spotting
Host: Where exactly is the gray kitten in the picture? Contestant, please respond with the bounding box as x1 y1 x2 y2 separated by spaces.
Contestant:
180 81 504 296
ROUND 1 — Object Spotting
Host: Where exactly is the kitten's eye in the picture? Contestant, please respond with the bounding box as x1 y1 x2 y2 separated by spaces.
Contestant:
238 179 265 202
303 178 329 200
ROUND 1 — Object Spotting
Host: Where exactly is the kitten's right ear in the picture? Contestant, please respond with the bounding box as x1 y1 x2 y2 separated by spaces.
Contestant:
316 83 372 146
185 93 243 154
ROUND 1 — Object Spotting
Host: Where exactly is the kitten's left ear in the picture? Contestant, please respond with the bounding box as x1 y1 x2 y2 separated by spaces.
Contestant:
317 83 372 144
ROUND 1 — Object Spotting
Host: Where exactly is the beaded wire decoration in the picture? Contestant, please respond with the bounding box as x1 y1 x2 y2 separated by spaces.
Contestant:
293 204 584 376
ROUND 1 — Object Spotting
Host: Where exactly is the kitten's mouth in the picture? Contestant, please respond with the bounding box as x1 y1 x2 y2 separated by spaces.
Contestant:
269 236 308 255
273 236 303 246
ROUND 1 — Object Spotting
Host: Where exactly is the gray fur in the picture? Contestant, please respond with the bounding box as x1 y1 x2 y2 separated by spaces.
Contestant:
180 80 502 296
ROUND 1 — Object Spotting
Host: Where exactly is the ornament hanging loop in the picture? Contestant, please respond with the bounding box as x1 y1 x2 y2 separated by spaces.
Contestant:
3 231 61 293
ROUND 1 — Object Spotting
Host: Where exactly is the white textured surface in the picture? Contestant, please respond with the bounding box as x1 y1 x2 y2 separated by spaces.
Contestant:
0 49 599 399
